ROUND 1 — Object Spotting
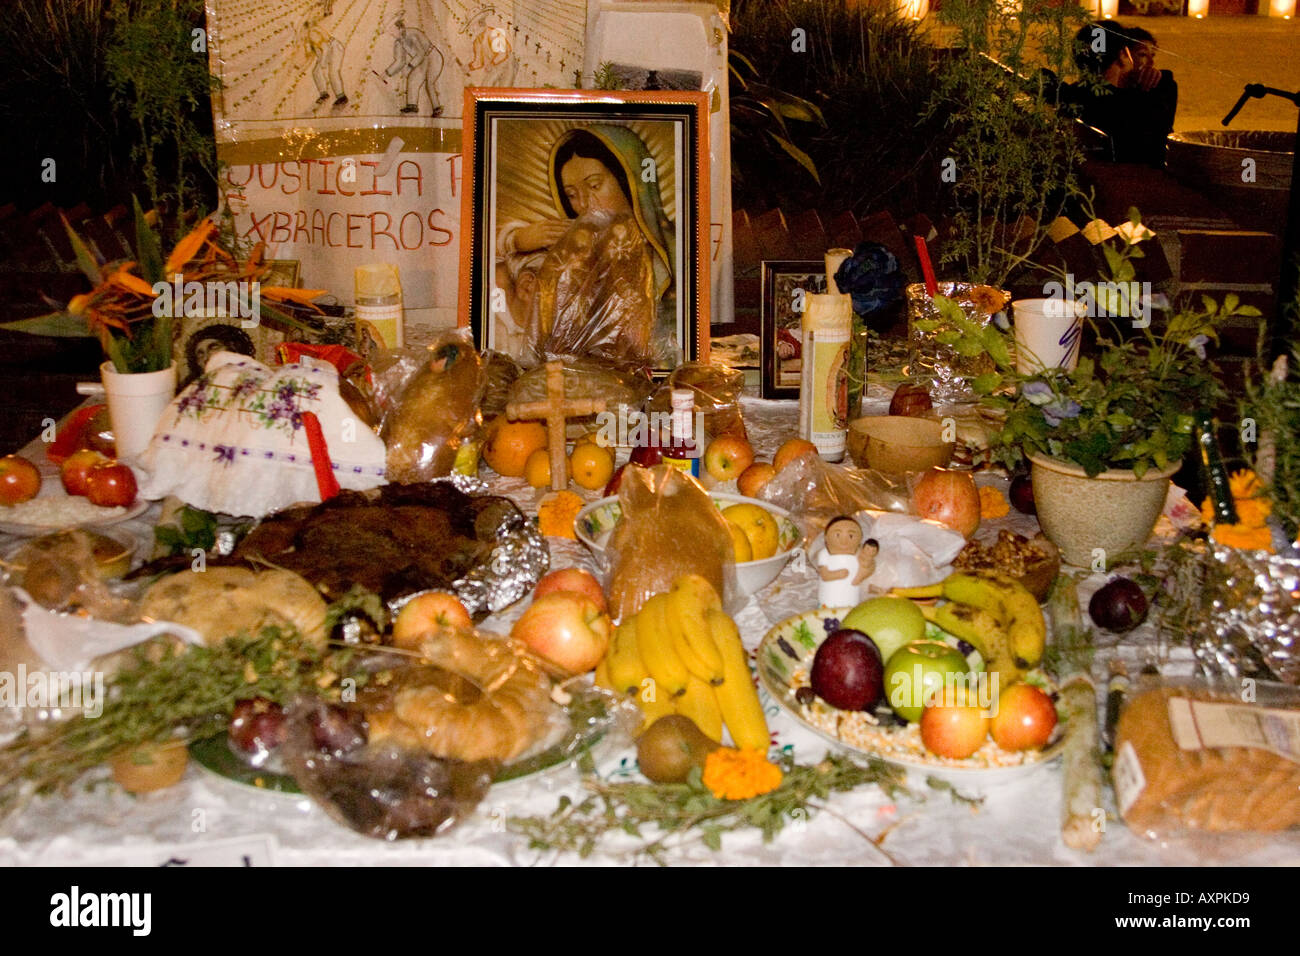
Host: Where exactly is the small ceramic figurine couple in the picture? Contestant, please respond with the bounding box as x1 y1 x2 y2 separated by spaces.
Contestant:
816 515 879 608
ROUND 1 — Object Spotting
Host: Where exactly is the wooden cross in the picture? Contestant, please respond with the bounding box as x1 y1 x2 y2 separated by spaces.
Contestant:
504 360 606 491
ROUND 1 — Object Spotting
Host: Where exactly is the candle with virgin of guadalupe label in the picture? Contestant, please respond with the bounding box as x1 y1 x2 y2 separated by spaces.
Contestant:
355 264 404 349
798 290 853 462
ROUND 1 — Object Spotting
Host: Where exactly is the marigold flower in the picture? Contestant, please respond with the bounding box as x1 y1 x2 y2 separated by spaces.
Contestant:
1233 496 1272 529
970 285 1009 315
1228 469 1263 501
979 485 1010 519
1211 523 1274 553
702 747 783 800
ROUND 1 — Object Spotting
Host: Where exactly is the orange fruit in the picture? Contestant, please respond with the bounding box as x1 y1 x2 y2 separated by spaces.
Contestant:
569 442 615 491
524 447 568 488
483 416 547 477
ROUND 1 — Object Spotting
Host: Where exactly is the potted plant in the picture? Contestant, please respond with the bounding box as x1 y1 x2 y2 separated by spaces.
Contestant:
934 212 1260 566
3 200 321 458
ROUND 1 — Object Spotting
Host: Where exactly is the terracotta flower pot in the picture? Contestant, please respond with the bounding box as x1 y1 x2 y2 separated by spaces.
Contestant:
1029 453 1180 568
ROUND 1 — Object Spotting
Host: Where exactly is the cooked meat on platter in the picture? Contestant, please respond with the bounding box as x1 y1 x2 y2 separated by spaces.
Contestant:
229 482 539 608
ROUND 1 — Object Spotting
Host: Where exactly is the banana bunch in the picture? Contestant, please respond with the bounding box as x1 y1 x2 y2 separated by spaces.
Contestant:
895 571 1047 684
594 574 769 750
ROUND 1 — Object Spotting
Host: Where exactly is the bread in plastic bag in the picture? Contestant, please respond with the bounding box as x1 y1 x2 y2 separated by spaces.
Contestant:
758 451 914 536
605 464 734 622
479 350 524 420
279 630 638 840
646 362 747 440
507 356 654 439
1113 677 1300 837
376 329 486 482
524 209 676 368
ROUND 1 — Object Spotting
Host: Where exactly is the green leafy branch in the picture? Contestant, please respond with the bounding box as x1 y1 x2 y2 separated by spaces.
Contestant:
508 751 908 864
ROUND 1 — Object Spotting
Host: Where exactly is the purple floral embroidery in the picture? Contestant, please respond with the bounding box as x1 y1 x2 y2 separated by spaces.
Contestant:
213 445 236 465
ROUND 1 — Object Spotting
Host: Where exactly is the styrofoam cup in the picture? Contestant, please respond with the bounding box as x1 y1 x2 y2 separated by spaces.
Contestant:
1012 298 1085 374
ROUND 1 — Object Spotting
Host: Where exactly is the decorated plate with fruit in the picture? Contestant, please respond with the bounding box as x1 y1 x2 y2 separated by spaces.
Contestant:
189 692 614 797
756 607 1066 786
0 453 148 536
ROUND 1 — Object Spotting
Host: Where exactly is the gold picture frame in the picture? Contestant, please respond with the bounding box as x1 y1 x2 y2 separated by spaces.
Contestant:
459 87 710 372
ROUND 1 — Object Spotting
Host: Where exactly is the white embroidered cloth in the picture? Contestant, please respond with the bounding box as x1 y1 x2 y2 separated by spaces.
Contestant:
135 352 385 517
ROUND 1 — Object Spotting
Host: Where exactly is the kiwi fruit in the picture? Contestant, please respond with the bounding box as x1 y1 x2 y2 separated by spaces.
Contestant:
635 714 720 784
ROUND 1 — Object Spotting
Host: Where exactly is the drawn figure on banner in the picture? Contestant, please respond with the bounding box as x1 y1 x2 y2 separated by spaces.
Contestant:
300 17 348 108
385 17 444 117
497 124 676 366
464 5 516 88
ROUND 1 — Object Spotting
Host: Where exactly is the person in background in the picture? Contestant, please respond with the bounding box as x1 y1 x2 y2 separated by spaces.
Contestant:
1064 21 1178 168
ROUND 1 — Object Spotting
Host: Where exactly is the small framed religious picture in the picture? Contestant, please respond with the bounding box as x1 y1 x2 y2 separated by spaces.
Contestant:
459 87 710 373
760 259 826 399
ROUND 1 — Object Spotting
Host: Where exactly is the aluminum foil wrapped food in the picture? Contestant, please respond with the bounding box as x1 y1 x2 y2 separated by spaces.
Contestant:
906 282 1009 405
1195 540 1300 685
228 481 549 620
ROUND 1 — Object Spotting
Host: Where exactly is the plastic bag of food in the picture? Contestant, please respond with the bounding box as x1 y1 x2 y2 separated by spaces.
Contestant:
646 362 747 440
604 464 735 621
479 350 524 420
521 207 678 368
507 356 654 440
376 329 486 482
279 631 637 840
1113 677 1300 839
3 530 137 620
758 452 913 536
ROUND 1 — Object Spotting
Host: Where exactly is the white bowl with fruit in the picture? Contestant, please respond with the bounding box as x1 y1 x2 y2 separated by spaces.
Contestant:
757 595 1066 787
574 492 803 598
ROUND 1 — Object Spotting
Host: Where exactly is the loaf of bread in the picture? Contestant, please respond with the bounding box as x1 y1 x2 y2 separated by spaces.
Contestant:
606 465 732 623
1114 685 1300 835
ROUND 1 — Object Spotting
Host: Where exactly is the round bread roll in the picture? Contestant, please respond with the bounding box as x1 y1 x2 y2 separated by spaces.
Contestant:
369 629 556 764
138 567 328 647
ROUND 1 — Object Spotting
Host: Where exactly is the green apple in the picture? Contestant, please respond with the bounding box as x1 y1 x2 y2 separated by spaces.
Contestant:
883 639 971 723
841 597 927 665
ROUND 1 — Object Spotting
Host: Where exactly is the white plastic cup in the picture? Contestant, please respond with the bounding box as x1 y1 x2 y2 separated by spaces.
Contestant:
100 361 177 460
1012 298 1085 374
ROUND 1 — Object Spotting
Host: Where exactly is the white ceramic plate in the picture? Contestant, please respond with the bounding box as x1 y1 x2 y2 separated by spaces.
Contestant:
757 608 1065 788
0 495 149 537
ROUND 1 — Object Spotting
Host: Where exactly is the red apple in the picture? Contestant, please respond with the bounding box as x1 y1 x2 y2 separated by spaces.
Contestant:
61 449 109 497
810 628 884 711
392 591 473 649
83 460 137 508
911 467 981 538
510 592 611 675
534 567 607 612
0 455 41 506
990 683 1058 751
920 690 990 759
703 434 755 482
737 461 776 498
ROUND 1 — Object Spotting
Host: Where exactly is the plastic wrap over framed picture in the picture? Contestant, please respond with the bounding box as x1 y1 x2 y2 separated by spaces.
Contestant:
459 88 710 372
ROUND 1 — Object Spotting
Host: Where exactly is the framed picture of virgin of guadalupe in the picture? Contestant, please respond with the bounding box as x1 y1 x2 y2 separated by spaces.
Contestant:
459 88 710 372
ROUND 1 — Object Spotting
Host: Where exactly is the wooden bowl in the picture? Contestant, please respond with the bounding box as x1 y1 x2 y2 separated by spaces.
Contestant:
847 416 954 475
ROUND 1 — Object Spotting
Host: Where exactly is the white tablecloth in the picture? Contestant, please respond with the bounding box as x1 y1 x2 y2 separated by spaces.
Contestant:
3 391 1299 866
